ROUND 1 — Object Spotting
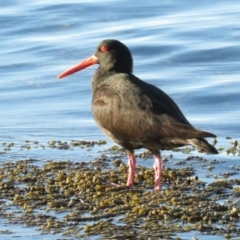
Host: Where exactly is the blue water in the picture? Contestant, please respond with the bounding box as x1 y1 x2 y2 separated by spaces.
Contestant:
1 0 240 239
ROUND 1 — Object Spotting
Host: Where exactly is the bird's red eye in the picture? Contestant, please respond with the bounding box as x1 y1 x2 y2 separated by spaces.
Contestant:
101 45 108 52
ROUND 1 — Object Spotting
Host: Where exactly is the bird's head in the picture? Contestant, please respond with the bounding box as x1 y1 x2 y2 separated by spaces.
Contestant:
57 39 133 79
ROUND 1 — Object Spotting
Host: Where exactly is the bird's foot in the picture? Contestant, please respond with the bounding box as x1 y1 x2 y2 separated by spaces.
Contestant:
108 182 121 187
126 183 134 188
108 182 134 188
154 185 161 191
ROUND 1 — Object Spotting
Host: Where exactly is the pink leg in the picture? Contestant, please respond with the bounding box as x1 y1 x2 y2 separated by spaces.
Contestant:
126 151 136 187
152 151 162 191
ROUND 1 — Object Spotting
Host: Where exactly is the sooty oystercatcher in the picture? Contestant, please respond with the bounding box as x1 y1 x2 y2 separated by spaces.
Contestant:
57 39 218 190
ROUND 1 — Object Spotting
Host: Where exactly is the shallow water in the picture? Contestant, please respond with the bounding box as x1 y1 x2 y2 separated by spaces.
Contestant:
1 0 240 239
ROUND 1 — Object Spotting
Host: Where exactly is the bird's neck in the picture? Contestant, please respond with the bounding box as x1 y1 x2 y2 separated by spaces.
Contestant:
91 67 116 94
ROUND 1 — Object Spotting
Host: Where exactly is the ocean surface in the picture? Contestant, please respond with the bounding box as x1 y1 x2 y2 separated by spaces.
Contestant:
1 0 240 239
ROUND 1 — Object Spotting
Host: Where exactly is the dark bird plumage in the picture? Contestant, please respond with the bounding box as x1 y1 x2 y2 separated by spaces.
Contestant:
58 39 218 190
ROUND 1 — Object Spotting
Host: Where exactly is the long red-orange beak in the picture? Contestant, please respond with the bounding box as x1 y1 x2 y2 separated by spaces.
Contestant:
57 55 98 79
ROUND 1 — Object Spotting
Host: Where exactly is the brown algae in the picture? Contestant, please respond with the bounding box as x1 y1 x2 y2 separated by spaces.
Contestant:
0 139 240 238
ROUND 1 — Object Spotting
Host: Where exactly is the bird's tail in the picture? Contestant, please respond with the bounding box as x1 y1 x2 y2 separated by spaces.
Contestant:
188 138 218 154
